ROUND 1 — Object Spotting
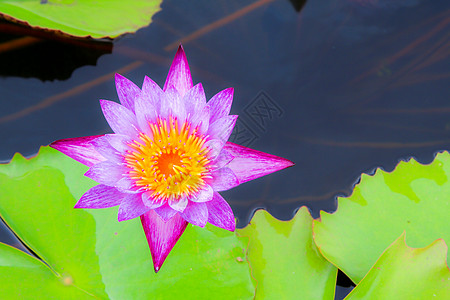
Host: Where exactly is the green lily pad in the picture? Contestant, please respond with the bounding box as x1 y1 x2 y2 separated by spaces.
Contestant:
0 0 162 38
0 242 96 299
313 152 450 283
345 233 450 299
0 147 255 299
237 208 338 299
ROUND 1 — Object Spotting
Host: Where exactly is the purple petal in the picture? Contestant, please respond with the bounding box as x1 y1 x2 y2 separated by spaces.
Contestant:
142 193 164 209
106 134 133 153
204 139 224 161
154 204 178 221
163 45 193 97
100 100 139 138
180 202 208 227
190 184 213 203
50 135 105 167
140 210 188 272
135 97 158 136
209 167 239 191
115 177 137 193
212 149 235 170
207 115 238 142
141 76 163 111
207 88 234 124
91 136 123 163
183 83 206 115
168 197 188 212
223 142 294 184
85 161 124 186
206 192 235 231
115 73 141 112
75 184 124 209
189 104 210 135
118 193 149 221
161 84 186 121
136 76 164 134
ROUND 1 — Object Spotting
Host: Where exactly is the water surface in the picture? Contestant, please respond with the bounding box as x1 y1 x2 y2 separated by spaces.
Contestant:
0 0 448 265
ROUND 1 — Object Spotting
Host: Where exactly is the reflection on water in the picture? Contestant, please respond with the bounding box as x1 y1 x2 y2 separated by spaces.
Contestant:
0 20 112 80
0 0 448 229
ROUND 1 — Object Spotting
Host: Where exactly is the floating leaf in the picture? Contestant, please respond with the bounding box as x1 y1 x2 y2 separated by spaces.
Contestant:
237 208 337 299
0 242 97 299
0 146 341 298
313 152 450 283
0 147 255 299
0 0 162 38
345 233 450 299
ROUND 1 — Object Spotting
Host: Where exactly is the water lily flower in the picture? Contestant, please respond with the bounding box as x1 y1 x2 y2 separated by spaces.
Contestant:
51 46 293 272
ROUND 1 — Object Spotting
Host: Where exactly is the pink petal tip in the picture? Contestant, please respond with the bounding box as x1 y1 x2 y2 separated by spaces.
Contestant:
224 142 294 184
163 45 193 98
140 210 188 273
50 135 105 167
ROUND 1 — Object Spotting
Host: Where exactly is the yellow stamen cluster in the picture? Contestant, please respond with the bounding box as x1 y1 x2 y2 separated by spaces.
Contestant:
124 117 212 203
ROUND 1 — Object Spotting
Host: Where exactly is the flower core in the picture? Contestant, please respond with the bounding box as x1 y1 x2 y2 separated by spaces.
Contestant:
124 117 211 202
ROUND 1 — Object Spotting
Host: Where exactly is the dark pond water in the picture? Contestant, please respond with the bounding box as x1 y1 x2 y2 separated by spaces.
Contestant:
0 0 449 297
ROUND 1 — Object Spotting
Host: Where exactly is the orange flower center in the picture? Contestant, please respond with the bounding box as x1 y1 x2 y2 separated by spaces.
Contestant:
124 117 211 202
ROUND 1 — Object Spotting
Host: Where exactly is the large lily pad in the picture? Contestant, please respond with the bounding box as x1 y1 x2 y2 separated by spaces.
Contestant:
0 0 162 38
0 147 255 299
313 152 450 283
237 208 337 299
0 242 96 299
345 233 450 299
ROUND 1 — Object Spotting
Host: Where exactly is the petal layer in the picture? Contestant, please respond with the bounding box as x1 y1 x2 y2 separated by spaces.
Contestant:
181 202 208 227
85 161 124 186
140 210 188 272
207 88 234 124
191 184 213 203
154 204 178 221
223 142 294 184
210 167 239 191
118 194 149 221
91 136 123 163
50 135 105 167
163 45 193 97
142 193 164 209
183 83 206 116
100 100 139 138
161 84 186 121
106 134 133 153
115 73 140 112
141 75 163 112
168 197 188 212
135 77 163 134
75 184 124 209
212 149 234 170
208 115 238 142
206 192 235 231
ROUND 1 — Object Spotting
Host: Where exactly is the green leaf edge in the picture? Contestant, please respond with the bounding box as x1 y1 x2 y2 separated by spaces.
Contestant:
312 151 450 284
344 232 450 299
237 207 338 299
0 241 98 299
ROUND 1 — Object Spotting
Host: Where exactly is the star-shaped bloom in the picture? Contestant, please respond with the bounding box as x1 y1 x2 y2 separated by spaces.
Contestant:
51 46 293 272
